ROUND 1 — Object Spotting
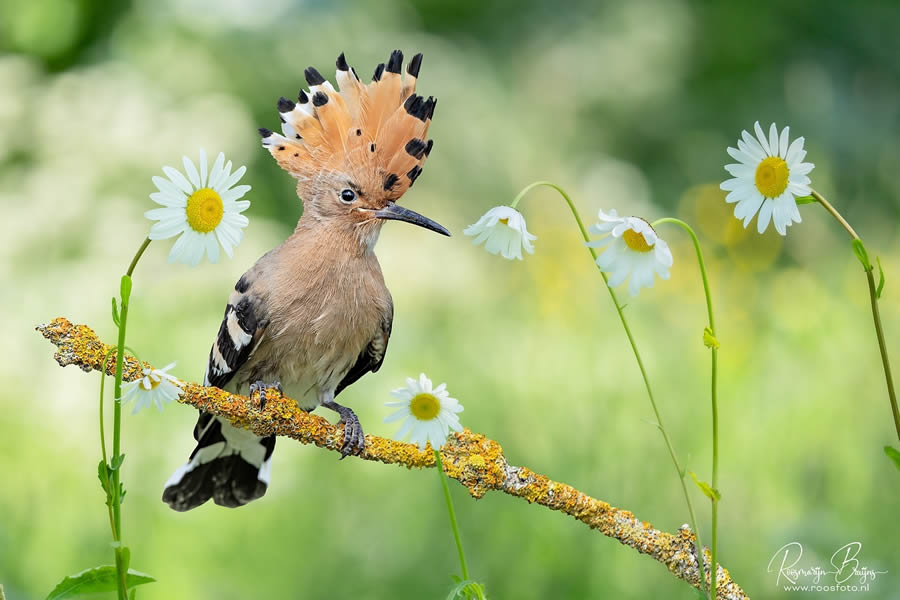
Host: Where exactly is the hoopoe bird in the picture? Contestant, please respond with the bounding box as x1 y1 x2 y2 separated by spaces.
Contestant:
163 50 447 511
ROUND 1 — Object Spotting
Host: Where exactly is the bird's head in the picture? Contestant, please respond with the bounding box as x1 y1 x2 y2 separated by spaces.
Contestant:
259 50 449 250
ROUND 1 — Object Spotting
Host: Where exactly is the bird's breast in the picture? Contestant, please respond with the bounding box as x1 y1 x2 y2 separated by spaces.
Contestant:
263 254 390 395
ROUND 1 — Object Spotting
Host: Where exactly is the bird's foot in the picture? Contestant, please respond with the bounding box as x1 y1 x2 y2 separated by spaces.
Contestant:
321 400 365 458
249 379 283 412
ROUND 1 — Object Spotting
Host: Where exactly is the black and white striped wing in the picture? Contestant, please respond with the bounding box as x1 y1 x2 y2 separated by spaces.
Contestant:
203 291 266 390
163 278 272 512
335 304 393 397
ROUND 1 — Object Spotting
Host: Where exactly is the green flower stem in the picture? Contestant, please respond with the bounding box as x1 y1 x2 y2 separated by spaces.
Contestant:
99 349 118 538
653 217 720 599
811 190 900 441
511 182 708 596
109 237 151 600
435 449 470 581
126 237 152 279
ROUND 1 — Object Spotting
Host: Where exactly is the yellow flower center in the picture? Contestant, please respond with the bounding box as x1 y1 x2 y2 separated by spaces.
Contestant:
623 228 653 253
143 376 162 391
410 393 441 421
754 156 790 199
499 217 509 225
185 188 224 233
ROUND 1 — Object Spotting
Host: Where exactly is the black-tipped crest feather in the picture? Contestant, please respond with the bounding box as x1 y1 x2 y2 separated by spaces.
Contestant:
407 53 423 78
277 97 295 113
304 67 326 86
386 50 403 74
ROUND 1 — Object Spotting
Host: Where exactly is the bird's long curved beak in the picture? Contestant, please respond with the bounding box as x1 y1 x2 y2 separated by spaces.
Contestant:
375 202 451 236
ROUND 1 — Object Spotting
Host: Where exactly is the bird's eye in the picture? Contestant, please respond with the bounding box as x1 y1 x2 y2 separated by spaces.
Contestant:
340 189 356 203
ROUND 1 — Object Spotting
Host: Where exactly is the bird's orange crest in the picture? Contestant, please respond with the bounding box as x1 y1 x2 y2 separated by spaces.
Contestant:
259 50 435 202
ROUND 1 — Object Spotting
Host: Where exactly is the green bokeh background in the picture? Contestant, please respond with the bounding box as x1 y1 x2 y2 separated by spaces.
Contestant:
2 1 899 598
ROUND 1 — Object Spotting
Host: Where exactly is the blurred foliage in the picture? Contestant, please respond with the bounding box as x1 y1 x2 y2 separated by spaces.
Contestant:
2 0 899 598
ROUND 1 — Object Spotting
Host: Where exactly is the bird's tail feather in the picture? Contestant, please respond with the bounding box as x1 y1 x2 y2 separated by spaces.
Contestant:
163 412 275 511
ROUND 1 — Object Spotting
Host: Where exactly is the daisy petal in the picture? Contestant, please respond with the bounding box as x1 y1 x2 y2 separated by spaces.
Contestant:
757 198 774 233
162 166 194 195
183 155 201 189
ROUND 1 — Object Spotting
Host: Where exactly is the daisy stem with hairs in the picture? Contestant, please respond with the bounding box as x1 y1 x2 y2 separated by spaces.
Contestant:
435 450 471 585
810 190 899 441
98 349 118 540
106 237 152 599
652 217 720 598
511 181 709 596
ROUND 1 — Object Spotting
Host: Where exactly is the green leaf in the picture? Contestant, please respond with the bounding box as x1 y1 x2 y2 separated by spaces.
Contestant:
45 566 155 599
110 454 125 471
97 460 110 495
445 580 486 600
702 327 720 350
120 275 132 302
876 257 885 299
690 471 721 501
884 446 900 471
851 239 872 271
111 297 120 327
795 195 817 205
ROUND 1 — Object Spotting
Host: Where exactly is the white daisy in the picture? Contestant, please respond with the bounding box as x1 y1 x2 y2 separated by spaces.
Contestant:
145 150 251 266
586 209 673 297
720 121 814 235
384 373 464 450
120 362 184 414
463 206 537 260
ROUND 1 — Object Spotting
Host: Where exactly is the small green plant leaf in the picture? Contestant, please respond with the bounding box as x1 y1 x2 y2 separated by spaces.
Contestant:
702 327 720 350
795 195 817 205
45 566 155 599
121 546 131 573
97 460 110 494
445 580 486 600
851 239 872 271
690 471 721 501
112 297 120 327
884 446 900 471
876 257 885 299
110 454 126 471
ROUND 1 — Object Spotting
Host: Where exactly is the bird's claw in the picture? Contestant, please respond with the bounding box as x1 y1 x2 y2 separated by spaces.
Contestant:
249 379 283 412
338 411 366 459
321 400 365 458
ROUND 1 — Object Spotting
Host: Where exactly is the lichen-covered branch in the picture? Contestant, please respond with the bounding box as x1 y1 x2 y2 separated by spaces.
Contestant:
37 317 748 599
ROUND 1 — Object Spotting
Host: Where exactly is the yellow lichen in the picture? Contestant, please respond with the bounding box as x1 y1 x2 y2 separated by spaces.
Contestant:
36 317 748 600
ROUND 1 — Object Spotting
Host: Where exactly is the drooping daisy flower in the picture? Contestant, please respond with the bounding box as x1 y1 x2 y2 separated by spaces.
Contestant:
120 362 184 414
586 209 673 297
145 150 251 266
720 122 814 235
463 206 537 260
384 373 464 450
